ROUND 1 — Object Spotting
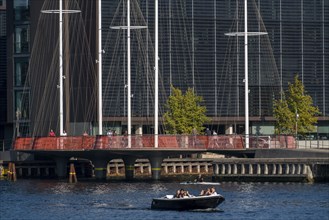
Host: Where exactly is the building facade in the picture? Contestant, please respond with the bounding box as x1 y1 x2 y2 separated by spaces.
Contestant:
101 0 328 136
2 0 328 142
0 0 7 143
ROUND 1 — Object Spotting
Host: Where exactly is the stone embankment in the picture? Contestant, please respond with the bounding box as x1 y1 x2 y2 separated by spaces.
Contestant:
1 157 328 182
212 158 329 182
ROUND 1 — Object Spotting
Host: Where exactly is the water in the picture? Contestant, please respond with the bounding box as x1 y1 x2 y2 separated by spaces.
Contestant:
1 179 328 220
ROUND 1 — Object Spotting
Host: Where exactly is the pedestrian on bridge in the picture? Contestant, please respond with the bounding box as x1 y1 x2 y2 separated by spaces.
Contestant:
49 129 56 137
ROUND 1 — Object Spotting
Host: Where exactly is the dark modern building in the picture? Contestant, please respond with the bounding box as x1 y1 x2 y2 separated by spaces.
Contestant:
0 0 8 145
2 0 328 143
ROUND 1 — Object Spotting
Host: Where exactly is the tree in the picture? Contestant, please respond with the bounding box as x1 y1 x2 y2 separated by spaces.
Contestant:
163 85 209 134
273 75 321 135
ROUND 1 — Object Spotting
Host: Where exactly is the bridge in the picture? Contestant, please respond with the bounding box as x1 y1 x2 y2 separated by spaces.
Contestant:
13 134 298 180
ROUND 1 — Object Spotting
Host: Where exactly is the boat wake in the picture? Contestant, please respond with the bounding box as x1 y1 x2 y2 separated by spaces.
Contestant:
189 208 224 213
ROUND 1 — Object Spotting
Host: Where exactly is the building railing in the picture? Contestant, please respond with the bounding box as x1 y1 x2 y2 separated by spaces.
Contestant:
13 134 297 150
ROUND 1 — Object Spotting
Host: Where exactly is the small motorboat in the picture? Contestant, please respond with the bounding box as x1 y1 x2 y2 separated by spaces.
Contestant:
151 194 225 211
180 181 221 185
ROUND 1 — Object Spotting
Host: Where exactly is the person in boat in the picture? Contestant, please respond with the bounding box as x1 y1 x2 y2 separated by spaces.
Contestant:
182 190 192 198
209 187 217 195
202 188 211 196
174 189 192 198
200 187 217 196
194 174 204 182
174 189 181 198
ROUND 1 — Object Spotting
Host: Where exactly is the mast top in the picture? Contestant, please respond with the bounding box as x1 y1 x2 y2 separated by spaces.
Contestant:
41 9 81 14
225 32 267 37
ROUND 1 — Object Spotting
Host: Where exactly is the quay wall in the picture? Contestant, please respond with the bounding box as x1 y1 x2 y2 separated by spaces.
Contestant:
107 158 213 177
1 158 328 182
0 158 214 179
212 158 329 182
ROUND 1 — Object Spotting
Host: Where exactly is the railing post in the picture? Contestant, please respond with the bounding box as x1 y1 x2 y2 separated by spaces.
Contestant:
257 164 261 175
264 164 268 175
297 164 301 174
241 164 245 174
233 164 237 174
249 164 253 174
227 164 232 174
285 164 290 174
221 164 225 175
213 164 219 175
291 164 296 174
278 164 282 175
272 164 277 175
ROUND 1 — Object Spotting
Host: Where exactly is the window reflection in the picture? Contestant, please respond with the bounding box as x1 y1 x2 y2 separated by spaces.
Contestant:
15 90 29 120
15 25 29 53
15 58 29 86
14 0 30 21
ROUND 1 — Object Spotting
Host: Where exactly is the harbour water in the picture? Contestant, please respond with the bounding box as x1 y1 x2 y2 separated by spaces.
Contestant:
1 179 328 220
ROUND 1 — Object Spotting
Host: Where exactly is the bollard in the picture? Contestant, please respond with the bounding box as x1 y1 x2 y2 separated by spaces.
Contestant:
69 163 77 183
7 162 17 182
0 160 3 178
0 164 3 178
12 163 17 181
7 162 12 181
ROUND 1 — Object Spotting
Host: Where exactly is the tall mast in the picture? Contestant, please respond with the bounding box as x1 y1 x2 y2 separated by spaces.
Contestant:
225 0 267 149
244 0 249 148
98 0 103 135
41 2 81 136
127 0 132 147
154 0 159 148
59 0 64 136
110 1 147 147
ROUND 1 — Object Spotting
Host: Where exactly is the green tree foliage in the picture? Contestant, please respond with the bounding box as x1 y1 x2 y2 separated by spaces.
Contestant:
163 85 209 134
273 75 320 135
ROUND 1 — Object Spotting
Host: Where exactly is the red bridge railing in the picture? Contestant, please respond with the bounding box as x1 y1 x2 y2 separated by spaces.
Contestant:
13 135 295 150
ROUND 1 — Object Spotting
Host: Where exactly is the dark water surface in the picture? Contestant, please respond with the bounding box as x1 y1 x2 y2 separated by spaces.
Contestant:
0 179 328 220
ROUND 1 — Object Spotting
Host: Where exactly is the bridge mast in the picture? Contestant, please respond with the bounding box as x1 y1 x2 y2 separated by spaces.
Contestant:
244 0 249 148
98 0 103 135
154 0 159 148
59 0 63 136
225 0 267 148
127 0 132 148
110 1 147 147
41 1 80 136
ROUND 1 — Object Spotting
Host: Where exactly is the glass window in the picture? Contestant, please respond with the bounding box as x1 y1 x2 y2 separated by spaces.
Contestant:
15 90 29 120
14 0 30 21
18 122 30 137
15 58 29 86
14 25 30 53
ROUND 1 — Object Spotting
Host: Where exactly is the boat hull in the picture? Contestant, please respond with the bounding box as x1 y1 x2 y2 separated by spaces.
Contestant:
151 195 225 211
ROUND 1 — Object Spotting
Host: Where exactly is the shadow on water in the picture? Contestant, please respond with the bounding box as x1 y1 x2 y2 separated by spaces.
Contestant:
147 208 224 213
